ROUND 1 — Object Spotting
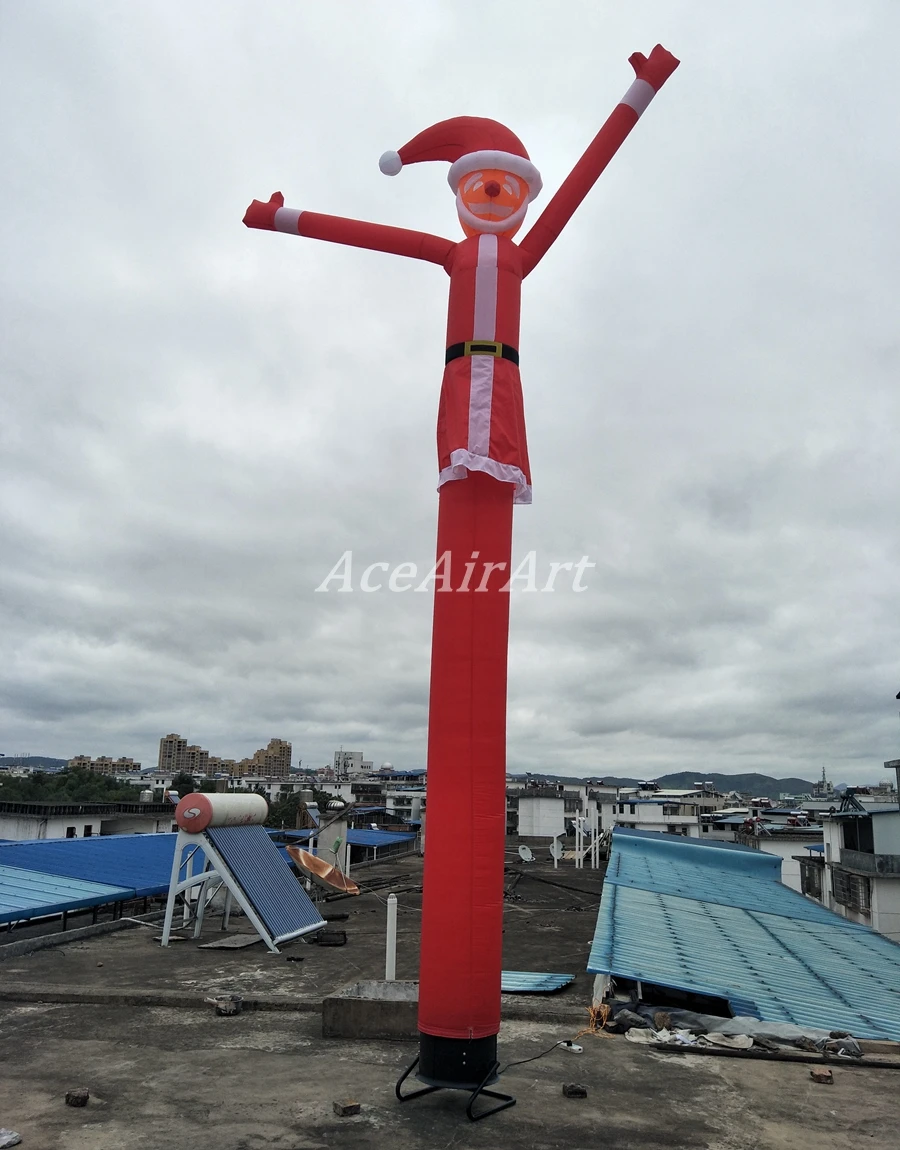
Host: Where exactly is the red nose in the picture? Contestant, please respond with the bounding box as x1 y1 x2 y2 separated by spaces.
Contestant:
484 180 501 198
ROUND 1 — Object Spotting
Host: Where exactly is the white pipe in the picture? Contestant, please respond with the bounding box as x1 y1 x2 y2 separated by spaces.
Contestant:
385 893 397 980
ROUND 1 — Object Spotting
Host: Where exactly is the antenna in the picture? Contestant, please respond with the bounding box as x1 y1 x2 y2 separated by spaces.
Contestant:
517 845 535 863
549 838 564 860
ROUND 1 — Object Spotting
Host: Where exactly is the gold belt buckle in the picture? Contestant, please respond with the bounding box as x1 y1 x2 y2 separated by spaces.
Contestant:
464 340 502 358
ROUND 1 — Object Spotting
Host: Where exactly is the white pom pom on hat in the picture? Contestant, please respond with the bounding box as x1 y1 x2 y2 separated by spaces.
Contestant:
379 150 403 176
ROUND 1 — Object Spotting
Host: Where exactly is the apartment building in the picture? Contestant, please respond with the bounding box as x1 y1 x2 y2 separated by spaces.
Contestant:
67 755 141 774
332 750 374 779
799 804 900 941
155 735 291 779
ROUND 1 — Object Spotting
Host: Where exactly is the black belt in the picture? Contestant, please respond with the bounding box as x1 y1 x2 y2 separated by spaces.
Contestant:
445 340 519 366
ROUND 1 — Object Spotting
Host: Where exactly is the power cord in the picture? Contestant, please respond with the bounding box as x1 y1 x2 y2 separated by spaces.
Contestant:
499 1039 582 1074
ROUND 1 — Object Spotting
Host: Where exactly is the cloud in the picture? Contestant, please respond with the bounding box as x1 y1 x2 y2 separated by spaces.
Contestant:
1 1 898 784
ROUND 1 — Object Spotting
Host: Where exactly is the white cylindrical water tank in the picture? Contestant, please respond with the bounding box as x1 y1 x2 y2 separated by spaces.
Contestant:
174 792 269 833
139 790 154 803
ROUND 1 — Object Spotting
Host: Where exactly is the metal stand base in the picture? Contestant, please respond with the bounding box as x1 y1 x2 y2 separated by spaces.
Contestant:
395 1054 516 1122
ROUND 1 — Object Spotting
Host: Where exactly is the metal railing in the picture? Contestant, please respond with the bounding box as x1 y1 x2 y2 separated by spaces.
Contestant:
0 800 174 817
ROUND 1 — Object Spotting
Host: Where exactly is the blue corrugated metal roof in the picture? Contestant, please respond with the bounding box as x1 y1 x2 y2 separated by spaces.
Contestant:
609 799 683 806
0 864 132 924
588 828 900 1040
0 834 207 898
501 971 575 993
347 829 416 847
268 827 416 849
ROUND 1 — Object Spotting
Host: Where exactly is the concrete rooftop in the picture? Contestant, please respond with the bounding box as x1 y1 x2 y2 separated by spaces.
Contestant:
1 849 899 1149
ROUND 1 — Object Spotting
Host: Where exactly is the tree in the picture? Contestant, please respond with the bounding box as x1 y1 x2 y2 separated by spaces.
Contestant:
0 767 146 804
169 772 198 798
266 788 339 830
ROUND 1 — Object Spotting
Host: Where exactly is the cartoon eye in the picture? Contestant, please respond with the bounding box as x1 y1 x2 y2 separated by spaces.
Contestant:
463 172 483 193
505 175 521 197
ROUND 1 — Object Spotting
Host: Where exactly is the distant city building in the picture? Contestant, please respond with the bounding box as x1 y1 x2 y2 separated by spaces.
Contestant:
156 735 291 779
235 739 292 779
68 755 141 775
332 750 373 779
157 734 188 774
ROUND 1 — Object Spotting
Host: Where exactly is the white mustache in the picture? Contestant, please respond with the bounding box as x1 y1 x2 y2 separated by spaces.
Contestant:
466 201 514 217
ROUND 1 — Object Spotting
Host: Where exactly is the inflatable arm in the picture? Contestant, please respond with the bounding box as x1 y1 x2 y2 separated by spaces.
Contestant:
243 192 455 266
519 45 679 276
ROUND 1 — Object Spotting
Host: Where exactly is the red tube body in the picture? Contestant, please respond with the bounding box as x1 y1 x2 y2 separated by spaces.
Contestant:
417 471 514 1039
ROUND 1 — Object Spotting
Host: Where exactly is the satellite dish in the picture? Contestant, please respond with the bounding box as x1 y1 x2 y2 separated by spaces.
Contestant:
549 838 564 860
286 845 360 895
518 845 535 863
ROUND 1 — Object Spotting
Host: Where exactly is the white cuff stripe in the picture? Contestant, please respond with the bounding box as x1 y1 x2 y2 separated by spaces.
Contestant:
619 79 656 118
274 207 302 234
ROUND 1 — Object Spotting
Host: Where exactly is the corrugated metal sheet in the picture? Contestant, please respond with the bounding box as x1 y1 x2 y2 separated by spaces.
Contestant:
347 829 416 847
0 864 132 924
0 833 206 898
604 828 844 925
205 825 325 943
588 828 900 1040
501 971 575 993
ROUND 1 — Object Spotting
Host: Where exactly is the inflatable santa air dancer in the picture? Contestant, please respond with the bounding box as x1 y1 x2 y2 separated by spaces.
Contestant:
244 44 679 1118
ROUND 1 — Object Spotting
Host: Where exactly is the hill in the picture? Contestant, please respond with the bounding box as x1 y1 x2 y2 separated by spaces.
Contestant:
652 771 815 798
0 756 68 772
509 771 815 798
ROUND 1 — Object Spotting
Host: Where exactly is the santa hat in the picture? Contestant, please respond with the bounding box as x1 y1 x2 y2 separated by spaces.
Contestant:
379 116 542 200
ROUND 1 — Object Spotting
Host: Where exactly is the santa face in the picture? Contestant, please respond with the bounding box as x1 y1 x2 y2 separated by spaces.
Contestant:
456 168 530 238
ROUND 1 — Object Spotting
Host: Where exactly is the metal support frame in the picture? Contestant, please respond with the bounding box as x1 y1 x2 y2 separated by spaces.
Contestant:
160 829 321 952
395 1055 515 1122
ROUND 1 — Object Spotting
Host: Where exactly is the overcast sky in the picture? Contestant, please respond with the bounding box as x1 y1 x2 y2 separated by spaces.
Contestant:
2 1 898 784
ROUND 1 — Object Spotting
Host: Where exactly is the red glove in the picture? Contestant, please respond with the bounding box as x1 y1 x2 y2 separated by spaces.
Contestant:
242 191 284 230
628 44 680 92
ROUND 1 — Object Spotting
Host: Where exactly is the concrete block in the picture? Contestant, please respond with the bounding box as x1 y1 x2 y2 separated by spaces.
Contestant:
562 1083 588 1098
322 980 418 1040
333 1100 361 1117
317 930 347 947
810 1068 833 1084
65 1088 90 1107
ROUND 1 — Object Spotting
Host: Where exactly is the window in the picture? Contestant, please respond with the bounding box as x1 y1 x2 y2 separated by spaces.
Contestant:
65 827 76 838
83 825 93 837
702 824 709 833
800 862 823 900
629 804 636 815
842 817 874 854
832 869 871 915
